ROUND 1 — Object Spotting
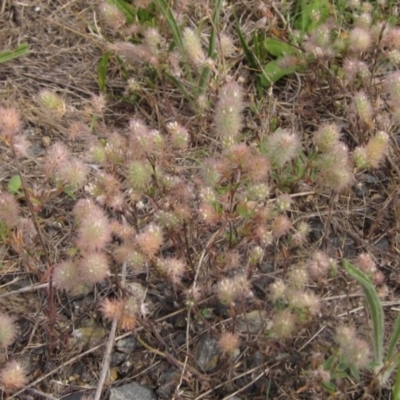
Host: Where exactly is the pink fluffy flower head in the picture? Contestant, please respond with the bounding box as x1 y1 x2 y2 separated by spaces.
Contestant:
79 252 110 284
267 129 301 167
73 199 112 253
0 107 22 141
0 192 20 228
214 81 244 147
0 313 17 348
0 360 27 393
135 223 163 258
53 259 80 292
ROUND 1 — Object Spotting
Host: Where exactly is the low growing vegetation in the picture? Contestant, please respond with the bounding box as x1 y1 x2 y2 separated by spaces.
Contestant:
1 0 400 399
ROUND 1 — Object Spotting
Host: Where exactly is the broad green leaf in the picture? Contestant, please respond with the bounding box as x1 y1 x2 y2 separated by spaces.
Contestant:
264 38 298 58
0 43 29 64
342 260 384 367
260 59 298 87
98 51 110 93
8 175 21 194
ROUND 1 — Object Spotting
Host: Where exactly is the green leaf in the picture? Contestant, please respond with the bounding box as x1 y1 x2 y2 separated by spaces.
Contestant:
0 43 29 64
264 38 298 58
98 51 110 93
63 187 77 200
8 175 21 194
260 59 298 87
349 365 360 381
294 0 330 34
321 380 336 392
342 260 384 368
110 0 135 24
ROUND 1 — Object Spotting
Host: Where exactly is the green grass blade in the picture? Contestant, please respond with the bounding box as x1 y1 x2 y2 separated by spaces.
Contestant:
235 18 258 69
342 260 384 366
154 0 184 54
393 364 400 400
165 72 195 110
0 43 29 64
98 51 110 93
207 0 223 59
387 311 400 361
197 0 223 96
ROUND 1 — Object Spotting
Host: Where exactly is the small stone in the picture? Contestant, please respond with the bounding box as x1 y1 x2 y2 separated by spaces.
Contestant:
42 136 51 147
115 337 136 353
110 382 157 400
193 333 219 372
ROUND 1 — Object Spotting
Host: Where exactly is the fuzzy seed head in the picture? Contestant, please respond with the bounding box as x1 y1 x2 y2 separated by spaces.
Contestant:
313 123 341 152
57 157 89 189
287 266 309 289
382 27 400 50
182 27 206 68
244 154 270 182
144 28 162 56
0 360 27 392
127 161 153 190
292 221 311 245
214 81 244 145
217 275 251 306
348 27 372 53
109 41 155 65
353 146 369 169
0 107 22 140
74 203 111 252
307 251 332 279
39 90 66 115
246 183 269 201
271 309 296 338
386 71 400 104
219 332 240 357
341 338 371 369
276 194 292 213
44 142 71 178
366 131 389 168
99 2 125 29
317 144 354 191
289 290 321 315
269 279 287 302
135 223 163 258
158 257 186 284
354 253 376 275
113 244 144 270
53 259 80 292
219 33 235 58
248 246 264 265
335 324 356 347
0 192 20 228
0 314 17 348
271 215 291 238
79 252 110 284
267 129 301 167
353 91 373 127
166 121 189 151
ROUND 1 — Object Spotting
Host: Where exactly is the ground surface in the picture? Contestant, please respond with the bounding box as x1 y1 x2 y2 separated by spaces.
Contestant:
1 1 400 399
